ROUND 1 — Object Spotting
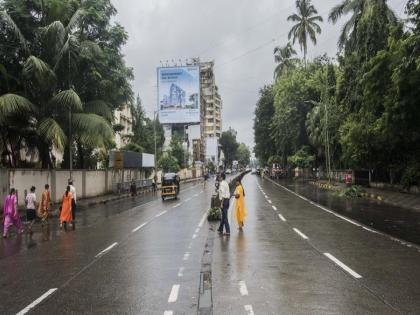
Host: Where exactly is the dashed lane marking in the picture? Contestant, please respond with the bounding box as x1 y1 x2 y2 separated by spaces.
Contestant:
278 214 286 222
168 285 180 303
155 210 167 218
272 205 277 211
185 197 192 202
268 199 272 204
198 212 207 228
173 203 182 208
178 267 185 277
16 289 58 315
324 253 362 279
131 222 148 233
195 228 200 233
194 193 199 197
293 228 309 240
183 252 190 260
192 234 197 239
244 304 255 315
163 311 173 315
239 281 249 296
95 242 118 258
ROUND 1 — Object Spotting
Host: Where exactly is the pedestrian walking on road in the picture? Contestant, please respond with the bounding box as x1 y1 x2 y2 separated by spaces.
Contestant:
25 186 38 235
218 173 231 236
2 188 24 238
38 184 51 224
234 179 247 230
68 180 77 230
60 186 73 231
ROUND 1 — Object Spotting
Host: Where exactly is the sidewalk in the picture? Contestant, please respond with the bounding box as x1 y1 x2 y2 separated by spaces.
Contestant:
310 180 420 211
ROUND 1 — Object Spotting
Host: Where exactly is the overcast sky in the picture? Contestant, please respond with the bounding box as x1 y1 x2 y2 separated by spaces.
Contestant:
110 0 407 149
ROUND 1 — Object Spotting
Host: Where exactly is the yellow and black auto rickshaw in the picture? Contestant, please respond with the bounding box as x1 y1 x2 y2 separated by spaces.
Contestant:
161 173 180 201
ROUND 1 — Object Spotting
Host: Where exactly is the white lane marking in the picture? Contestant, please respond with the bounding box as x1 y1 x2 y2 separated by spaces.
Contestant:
173 203 181 208
272 205 277 211
155 210 167 218
362 226 378 234
168 284 180 303
272 180 363 227
95 242 118 258
198 212 207 228
244 304 255 315
194 193 199 197
293 228 309 240
199 190 204 194
178 267 185 277
185 197 192 202
131 222 148 233
268 199 272 204
239 280 249 296
163 311 173 315
17 288 58 315
183 252 190 260
192 234 197 239
324 253 362 279
278 214 286 222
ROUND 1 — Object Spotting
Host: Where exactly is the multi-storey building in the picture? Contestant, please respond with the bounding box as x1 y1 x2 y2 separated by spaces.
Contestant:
199 61 222 165
114 104 134 149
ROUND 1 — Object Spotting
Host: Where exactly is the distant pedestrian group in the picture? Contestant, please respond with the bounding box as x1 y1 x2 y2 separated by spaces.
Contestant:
2 179 77 238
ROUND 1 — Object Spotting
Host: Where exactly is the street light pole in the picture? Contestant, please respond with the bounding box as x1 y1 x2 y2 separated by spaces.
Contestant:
153 110 157 175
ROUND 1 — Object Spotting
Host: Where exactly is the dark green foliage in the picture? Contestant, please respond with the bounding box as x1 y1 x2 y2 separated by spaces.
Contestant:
254 1 420 187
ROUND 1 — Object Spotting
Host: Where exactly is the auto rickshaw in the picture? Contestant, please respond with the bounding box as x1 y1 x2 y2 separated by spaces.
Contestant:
161 173 180 200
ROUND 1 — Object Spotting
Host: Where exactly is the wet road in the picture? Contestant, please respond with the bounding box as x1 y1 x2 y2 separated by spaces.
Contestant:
1 175 420 314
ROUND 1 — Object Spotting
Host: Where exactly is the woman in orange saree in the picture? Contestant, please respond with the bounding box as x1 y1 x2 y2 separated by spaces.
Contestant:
234 179 247 230
60 186 73 231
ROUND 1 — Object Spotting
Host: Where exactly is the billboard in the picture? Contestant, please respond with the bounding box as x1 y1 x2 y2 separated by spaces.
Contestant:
157 66 200 124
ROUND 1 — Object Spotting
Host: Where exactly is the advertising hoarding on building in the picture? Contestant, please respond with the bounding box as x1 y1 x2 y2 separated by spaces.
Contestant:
157 66 200 124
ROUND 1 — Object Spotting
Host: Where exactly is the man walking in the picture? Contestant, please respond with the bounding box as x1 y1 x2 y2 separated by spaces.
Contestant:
68 179 77 230
218 173 231 236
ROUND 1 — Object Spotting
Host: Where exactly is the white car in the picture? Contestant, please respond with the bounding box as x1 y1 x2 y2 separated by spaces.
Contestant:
225 169 232 174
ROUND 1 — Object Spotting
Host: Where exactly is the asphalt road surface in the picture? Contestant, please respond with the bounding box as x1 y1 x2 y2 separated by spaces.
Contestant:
1 175 420 314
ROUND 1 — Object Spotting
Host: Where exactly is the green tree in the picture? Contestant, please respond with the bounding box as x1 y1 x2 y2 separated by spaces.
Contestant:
287 0 323 63
253 85 276 165
0 0 133 168
328 0 397 51
273 43 298 80
237 143 251 167
169 136 186 169
158 154 180 173
219 128 239 168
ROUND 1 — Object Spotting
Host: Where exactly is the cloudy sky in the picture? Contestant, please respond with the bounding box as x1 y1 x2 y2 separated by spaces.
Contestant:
110 0 407 149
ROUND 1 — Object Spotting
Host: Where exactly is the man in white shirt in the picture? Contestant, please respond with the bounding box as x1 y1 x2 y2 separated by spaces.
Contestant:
69 179 77 230
218 173 231 235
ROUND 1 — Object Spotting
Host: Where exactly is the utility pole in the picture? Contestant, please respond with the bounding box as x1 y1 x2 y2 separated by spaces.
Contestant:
153 110 157 176
324 62 332 183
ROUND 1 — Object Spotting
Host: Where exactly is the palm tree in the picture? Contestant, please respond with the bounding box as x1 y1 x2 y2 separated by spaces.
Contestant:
0 8 114 168
328 0 397 50
287 0 323 64
273 43 299 80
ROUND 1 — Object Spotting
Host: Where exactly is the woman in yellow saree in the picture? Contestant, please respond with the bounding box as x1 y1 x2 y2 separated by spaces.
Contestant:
234 179 247 230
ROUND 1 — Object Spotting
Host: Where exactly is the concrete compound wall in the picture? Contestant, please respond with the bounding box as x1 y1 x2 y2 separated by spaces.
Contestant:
0 167 203 207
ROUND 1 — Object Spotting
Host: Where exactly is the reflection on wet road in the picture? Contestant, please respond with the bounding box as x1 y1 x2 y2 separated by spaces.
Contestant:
1 176 420 314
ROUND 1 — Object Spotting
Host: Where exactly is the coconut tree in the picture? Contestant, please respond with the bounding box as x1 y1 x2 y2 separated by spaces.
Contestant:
328 0 397 50
287 0 323 64
273 42 299 80
0 7 114 168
